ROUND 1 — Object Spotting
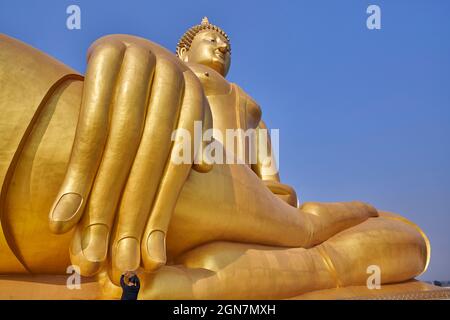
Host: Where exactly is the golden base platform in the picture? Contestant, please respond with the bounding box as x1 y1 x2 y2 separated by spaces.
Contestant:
0 276 448 300
292 280 450 300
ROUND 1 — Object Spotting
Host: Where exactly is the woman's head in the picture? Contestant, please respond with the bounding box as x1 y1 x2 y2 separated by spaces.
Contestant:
124 271 137 285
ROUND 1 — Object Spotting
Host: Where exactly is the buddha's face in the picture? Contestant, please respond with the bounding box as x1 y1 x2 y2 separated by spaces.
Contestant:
180 30 231 77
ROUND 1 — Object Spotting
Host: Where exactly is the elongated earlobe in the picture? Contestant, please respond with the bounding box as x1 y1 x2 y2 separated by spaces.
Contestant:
179 47 188 62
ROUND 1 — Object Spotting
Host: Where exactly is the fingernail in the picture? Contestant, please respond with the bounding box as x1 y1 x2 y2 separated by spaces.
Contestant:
81 224 109 262
69 227 102 277
146 230 166 268
115 237 140 272
51 193 83 221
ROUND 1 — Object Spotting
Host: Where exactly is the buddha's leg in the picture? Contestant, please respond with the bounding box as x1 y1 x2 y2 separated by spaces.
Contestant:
1 79 83 274
126 214 428 300
0 34 83 273
166 163 378 259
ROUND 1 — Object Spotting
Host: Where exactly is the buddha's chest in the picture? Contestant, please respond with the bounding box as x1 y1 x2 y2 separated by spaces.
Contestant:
204 83 262 165
206 85 253 134
189 64 261 132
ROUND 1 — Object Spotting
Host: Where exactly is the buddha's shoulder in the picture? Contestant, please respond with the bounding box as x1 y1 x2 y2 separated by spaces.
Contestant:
187 63 231 96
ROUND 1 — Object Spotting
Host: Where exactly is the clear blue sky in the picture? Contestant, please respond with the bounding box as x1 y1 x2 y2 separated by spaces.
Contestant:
1 0 449 281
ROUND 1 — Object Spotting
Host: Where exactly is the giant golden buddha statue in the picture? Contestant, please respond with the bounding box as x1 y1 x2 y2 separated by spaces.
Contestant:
0 18 431 299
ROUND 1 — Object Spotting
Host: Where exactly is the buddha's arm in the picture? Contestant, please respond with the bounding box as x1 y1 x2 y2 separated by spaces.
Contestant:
251 120 279 181
0 33 83 273
252 120 298 206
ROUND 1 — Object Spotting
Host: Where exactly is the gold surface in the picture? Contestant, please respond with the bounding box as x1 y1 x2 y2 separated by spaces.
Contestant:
0 18 430 299
291 280 450 300
1 276 447 300
0 275 100 300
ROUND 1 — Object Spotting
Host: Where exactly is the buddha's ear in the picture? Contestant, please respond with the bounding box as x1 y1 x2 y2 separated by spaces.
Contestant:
178 47 189 62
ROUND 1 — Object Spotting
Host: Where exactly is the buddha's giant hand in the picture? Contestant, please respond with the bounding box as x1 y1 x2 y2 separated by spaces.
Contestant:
47 35 211 278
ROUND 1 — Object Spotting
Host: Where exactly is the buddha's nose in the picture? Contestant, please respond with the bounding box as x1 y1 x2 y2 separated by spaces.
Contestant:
218 44 229 54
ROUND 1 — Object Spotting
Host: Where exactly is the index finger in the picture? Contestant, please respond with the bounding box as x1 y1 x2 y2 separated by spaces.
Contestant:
48 41 126 234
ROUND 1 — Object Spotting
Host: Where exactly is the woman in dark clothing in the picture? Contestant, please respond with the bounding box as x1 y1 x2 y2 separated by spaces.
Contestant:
120 272 140 300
